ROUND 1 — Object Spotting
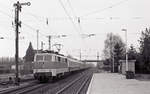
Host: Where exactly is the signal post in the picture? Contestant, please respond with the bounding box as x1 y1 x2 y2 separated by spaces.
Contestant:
13 1 30 85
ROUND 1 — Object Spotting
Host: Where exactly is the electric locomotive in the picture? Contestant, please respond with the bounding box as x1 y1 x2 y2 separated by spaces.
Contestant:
33 51 87 82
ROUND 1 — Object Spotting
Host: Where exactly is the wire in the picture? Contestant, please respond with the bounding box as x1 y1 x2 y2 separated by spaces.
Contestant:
0 7 47 40
60 0 89 48
57 0 90 56
23 12 46 23
0 9 13 19
22 22 47 37
58 0 87 49
81 0 129 17
66 0 87 36
0 2 48 39
58 0 80 34
67 0 77 18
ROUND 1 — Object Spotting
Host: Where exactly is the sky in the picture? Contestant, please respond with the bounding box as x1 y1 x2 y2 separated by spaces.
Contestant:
0 0 150 60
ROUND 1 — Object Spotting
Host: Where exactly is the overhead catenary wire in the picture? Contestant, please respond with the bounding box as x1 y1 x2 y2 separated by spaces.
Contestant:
23 11 47 23
66 0 86 36
58 0 92 48
0 7 142 37
0 1 48 37
67 0 77 18
0 1 90 48
0 1 142 40
58 0 81 35
58 0 92 57
81 0 129 18
16 3 142 23
0 6 48 44
0 8 13 19
22 22 47 37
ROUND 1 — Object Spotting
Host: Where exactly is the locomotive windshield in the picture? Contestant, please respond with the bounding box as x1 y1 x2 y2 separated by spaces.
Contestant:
44 55 52 61
36 55 44 61
35 54 52 62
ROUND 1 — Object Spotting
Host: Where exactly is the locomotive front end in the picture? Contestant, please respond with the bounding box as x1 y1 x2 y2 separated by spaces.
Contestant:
33 53 53 82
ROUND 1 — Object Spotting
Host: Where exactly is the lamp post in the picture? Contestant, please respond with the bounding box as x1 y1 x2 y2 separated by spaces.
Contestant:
122 29 128 71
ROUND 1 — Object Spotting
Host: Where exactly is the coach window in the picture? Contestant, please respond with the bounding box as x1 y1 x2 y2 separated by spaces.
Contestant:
65 58 67 63
63 58 65 63
58 57 61 62
55 56 58 62
51 56 55 62
61 58 64 63
61 58 63 63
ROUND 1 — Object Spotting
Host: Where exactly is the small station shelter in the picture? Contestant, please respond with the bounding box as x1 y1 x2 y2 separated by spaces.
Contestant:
119 60 136 75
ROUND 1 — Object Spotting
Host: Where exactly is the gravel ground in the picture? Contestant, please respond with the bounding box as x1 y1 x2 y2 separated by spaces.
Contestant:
0 74 34 91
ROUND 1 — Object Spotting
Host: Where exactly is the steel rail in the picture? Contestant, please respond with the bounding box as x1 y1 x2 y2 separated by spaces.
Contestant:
55 70 92 94
0 81 39 94
76 73 93 94
55 74 84 94
10 84 45 94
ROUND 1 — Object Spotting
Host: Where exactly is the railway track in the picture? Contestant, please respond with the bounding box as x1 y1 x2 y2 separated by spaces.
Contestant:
55 69 93 94
0 68 95 94
0 80 39 94
31 70 90 94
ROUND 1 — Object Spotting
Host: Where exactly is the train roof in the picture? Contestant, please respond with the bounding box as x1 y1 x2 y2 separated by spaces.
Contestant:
42 50 64 56
35 50 64 56
35 50 82 62
35 50 66 58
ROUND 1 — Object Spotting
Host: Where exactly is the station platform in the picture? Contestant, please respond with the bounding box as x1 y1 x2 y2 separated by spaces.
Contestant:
87 73 150 94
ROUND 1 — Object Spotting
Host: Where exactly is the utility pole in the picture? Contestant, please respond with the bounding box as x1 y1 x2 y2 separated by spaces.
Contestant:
13 1 30 85
112 50 114 72
37 30 39 53
97 52 99 61
110 34 114 73
48 36 51 51
41 41 44 50
80 49 82 60
46 35 67 51
53 43 63 52
112 36 114 73
97 51 99 67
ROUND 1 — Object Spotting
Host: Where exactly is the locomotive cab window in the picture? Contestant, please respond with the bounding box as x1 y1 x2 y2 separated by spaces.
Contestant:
44 55 52 61
36 55 44 61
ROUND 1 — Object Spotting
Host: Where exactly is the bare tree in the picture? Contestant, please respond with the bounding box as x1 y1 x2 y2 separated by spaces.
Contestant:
102 33 125 72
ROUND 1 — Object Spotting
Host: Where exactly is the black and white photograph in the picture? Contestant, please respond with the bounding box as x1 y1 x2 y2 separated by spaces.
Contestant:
0 0 150 94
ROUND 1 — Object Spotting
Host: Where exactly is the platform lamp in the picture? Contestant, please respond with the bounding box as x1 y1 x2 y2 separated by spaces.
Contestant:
122 28 128 72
